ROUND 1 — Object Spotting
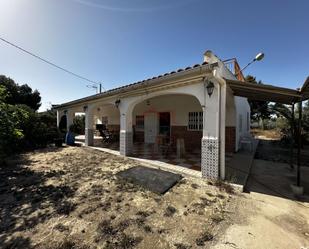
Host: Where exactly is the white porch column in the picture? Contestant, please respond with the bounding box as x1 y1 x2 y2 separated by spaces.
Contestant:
85 105 95 146
119 105 133 156
56 110 61 128
66 110 74 132
219 84 226 180
201 81 220 179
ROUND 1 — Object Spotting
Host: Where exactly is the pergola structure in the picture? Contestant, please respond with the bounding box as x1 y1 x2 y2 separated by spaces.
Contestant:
226 78 309 188
226 78 302 104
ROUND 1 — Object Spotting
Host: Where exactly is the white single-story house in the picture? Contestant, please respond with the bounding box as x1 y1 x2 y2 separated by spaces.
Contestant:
55 50 305 180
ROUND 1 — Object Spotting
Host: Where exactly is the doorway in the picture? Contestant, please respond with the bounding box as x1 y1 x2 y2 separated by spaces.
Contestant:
159 112 171 138
144 112 158 143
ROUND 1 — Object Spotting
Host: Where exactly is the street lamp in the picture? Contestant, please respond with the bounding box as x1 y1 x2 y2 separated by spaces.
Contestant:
237 52 265 76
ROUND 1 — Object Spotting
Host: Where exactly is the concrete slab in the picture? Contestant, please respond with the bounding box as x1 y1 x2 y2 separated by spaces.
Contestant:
117 166 182 194
246 159 309 201
225 139 259 189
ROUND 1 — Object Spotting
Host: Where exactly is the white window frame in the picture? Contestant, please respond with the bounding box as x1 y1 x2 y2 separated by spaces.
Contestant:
188 111 203 131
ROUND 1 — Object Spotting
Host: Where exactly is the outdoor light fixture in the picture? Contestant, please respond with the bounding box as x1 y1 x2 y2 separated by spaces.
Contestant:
115 99 121 108
83 105 88 112
206 81 215 97
237 52 265 76
254 52 264 61
146 99 150 106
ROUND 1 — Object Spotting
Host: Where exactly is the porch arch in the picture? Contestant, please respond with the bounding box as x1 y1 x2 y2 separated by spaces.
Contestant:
124 83 205 116
131 93 203 150
85 102 120 146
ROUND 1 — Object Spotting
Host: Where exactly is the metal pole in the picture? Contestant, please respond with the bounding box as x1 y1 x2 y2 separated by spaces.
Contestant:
297 101 302 186
290 103 294 169
99 83 102 93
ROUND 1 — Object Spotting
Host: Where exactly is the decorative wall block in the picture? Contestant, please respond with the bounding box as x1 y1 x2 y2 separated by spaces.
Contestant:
201 136 219 179
120 131 133 156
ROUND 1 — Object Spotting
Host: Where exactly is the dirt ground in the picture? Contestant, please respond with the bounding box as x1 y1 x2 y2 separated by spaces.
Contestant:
212 186 309 249
0 146 235 249
213 159 309 249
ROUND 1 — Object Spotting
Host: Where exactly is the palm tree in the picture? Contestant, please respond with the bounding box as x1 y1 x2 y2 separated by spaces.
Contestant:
270 103 297 169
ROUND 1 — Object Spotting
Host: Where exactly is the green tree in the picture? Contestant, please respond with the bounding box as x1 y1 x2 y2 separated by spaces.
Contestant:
0 88 29 159
0 75 41 110
0 75 59 161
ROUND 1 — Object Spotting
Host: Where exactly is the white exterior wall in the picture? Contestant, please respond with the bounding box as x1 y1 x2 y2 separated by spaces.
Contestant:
94 105 120 125
205 51 251 152
234 96 250 150
225 87 236 127
132 94 202 126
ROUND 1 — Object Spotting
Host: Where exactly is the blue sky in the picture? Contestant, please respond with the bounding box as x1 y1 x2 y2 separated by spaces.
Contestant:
0 0 308 111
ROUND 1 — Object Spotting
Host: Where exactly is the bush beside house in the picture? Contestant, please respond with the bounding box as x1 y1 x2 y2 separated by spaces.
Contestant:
0 75 60 162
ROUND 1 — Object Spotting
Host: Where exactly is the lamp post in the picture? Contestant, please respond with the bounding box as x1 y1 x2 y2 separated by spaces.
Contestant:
236 52 265 76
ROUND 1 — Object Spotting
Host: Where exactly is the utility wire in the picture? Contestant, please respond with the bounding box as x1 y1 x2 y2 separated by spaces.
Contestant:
0 36 98 85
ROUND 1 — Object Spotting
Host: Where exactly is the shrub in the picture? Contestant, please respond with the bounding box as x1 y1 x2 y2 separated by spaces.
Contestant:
69 115 85 135
0 102 27 158
0 76 60 161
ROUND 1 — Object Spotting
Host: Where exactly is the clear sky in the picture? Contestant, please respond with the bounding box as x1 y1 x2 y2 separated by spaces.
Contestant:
0 0 308 111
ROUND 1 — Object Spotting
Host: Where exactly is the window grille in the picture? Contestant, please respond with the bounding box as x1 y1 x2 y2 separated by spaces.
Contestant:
188 112 203 131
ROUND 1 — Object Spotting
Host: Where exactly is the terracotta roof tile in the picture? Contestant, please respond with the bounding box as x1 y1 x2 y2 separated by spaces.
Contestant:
56 61 214 108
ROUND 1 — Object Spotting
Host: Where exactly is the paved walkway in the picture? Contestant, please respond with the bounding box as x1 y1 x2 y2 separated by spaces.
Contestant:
213 159 309 249
225 139 259 189
247 159 309 201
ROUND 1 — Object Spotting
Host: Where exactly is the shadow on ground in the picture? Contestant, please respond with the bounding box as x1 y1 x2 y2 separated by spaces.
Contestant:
255 139 309 167
0 147 77 248
245 139 309 203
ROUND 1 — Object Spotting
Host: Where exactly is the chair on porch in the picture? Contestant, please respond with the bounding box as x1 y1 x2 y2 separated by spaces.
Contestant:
99 129 114 144
156 135 173 156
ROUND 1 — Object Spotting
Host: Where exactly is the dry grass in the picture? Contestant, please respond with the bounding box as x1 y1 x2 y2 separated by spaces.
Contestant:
251 128 282 140
0 146 235 248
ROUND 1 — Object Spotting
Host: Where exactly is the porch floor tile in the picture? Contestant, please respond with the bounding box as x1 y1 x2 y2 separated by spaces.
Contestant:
76 137 201 173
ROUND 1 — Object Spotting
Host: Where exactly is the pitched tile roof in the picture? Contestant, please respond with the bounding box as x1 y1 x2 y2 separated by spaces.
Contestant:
55 61 216 109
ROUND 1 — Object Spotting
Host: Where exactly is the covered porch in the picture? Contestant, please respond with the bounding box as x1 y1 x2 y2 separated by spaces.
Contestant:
74 93 205 171
55 54 236 180
75 135 202 171
57 74 228 179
